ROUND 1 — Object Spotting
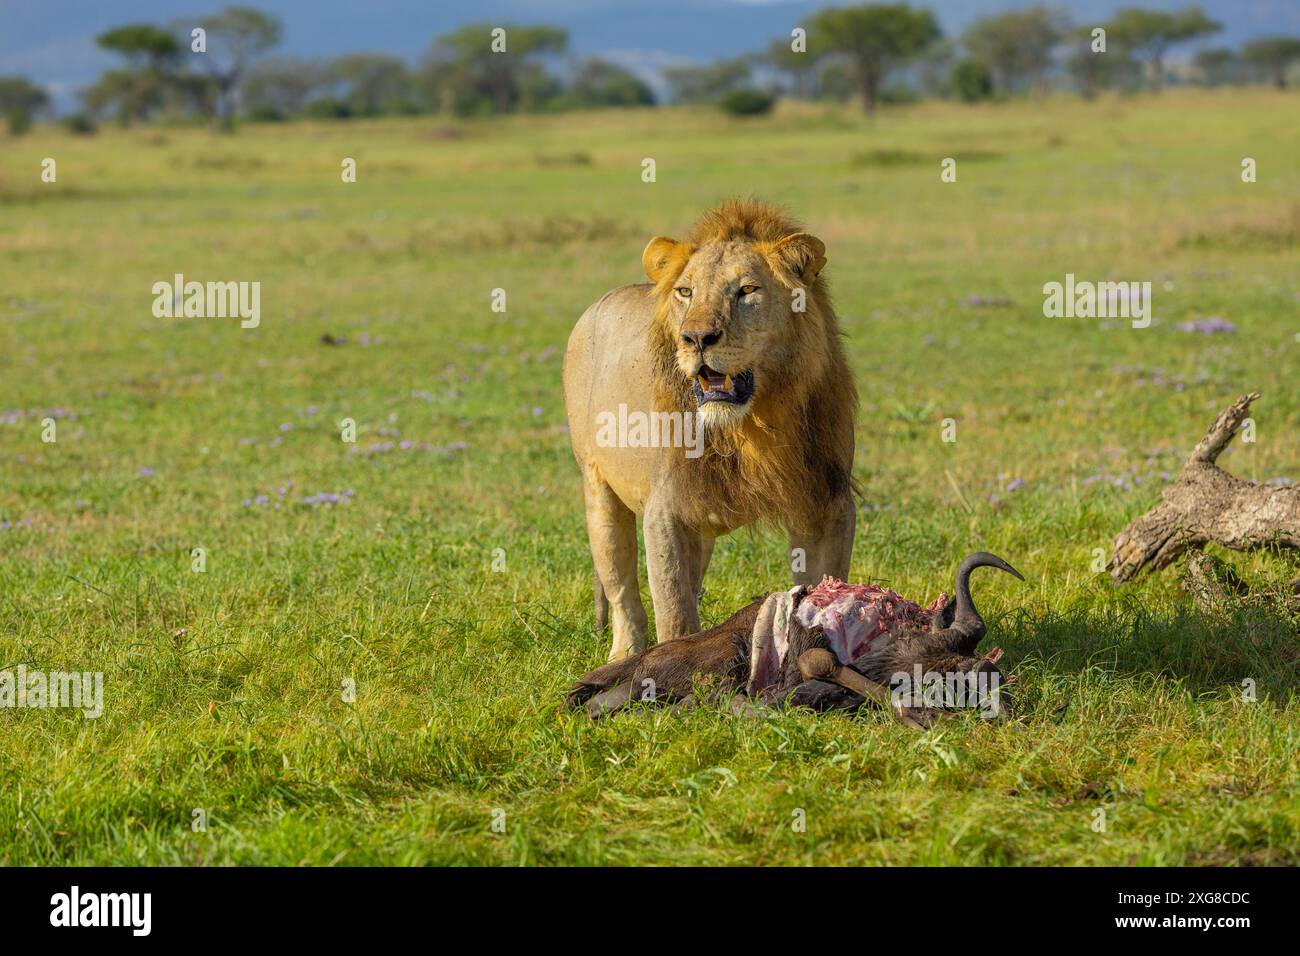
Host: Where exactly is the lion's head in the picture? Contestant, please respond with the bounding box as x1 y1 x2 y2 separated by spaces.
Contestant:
643 198 837 432
641 198 857 532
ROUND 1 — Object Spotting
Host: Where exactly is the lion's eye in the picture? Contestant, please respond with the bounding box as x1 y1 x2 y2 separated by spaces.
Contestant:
739 285 760 297
675 287 692 298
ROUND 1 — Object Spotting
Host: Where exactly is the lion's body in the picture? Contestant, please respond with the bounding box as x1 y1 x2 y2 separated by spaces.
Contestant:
563 199 858 660
565 284 662 512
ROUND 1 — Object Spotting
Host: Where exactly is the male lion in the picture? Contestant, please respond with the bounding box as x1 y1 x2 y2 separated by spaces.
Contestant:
563 198 857 660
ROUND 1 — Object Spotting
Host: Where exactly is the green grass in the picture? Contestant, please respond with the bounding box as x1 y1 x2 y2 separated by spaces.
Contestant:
1 89 1299 865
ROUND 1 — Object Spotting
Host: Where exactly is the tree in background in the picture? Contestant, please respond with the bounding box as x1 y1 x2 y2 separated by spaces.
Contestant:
1063 24 1141 97
84 25 183 123
514 61 566 112
1242 37 1300 88
962 5 1067 96
664 58 752 104
1193 47 1245 86
815 60 855 102
65 5 1293 126
191 5 283 125
241 57 326 120
1064 29 1100 99
329 54 413 116
765 37 818 98
566 59 655 108
0 76 50 134
947 59 994 102
915 38 957 98
96 24 182 70
1104 6 1220 92
720 88 775 115
810 3 941 113
422 24 567 115
418 45 474 115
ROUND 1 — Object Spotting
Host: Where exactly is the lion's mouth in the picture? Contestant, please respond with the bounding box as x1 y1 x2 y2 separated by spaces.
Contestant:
692 366 754 406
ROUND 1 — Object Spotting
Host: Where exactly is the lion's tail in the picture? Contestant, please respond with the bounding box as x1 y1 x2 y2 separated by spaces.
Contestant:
593 572 609 631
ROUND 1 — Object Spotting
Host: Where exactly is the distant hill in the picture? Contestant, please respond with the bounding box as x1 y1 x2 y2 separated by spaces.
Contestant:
4 0 1298 110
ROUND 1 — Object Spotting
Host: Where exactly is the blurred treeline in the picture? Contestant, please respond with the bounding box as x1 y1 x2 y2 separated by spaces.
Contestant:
2 2 1299 134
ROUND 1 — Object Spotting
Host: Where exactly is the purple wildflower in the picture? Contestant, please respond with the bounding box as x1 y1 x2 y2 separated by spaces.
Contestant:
1176 317 1237 334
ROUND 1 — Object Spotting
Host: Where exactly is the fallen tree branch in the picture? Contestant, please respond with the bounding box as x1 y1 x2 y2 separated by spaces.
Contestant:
1110 391 1300 583
1181 550 1300 615
1181 551 1249 613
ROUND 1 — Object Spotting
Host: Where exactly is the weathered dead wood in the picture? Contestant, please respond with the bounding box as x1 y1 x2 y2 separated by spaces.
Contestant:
1110 392 1300 583
1181 550 1300 615
1181 551 1250 613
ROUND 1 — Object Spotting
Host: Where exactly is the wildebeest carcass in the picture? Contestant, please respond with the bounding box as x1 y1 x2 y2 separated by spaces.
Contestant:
565 552 1024 728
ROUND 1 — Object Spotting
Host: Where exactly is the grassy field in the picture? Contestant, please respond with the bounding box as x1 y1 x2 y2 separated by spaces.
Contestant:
1 88 1298 865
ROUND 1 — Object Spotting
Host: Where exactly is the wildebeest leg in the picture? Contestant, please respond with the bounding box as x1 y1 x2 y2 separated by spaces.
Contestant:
790 493 855 586
582 466 649 661
771 679 863 713
566 654 640 711
585 680 635 718
567 599 760 713
799 648 940 728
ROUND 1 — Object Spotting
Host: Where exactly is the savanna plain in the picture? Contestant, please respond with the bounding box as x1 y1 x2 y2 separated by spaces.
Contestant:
1 88 1298 864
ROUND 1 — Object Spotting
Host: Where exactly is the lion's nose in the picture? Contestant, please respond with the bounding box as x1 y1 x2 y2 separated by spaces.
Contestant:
681 328 722 351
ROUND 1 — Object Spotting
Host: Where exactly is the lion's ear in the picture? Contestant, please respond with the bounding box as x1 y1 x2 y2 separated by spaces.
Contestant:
642 236 687 283
766 233 827 284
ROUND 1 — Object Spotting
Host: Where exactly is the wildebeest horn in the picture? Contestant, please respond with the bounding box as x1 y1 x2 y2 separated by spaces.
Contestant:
950 551 1024 645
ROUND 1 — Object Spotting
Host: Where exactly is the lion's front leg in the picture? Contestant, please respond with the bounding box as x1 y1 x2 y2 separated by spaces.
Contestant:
789 494 855 586
644 495 702 642
582 466 648 661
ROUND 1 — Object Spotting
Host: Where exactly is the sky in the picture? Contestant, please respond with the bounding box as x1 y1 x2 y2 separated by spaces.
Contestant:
2 0 1297 109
